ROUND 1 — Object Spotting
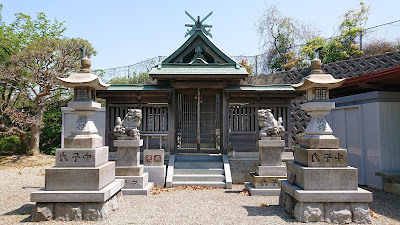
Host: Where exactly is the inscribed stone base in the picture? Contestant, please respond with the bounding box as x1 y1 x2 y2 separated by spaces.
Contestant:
144 165 166 187
31 191 123 222
116 173 149 189
115 165 144 176
249 172 285 189
55 146 109 167
143 149 164 166
45 162 115 191
256 165 286 176
293 147 348 167
245 182 281 196
286 162 358 190
64 134 103 149
121 182 154 195
31 179 124 202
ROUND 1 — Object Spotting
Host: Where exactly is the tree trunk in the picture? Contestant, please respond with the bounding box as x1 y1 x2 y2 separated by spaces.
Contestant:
30 103 43 156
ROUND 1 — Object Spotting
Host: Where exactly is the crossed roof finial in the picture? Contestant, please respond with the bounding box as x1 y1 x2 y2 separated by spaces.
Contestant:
184 11 213 38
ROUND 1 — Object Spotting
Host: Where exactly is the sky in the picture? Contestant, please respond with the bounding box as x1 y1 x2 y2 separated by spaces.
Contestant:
1 0 399 70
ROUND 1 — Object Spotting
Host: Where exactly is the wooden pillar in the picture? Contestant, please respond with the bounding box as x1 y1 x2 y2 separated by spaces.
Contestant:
105 99 110 146
168 90 176 154
222 90 229 154
286 98 293 150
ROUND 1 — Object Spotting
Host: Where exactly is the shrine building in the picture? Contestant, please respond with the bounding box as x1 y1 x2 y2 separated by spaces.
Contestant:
97 13 301 186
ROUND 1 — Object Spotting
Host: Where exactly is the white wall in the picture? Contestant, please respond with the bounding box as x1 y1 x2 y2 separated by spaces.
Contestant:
378 102 400 172
61 107 106 148
326 91 400 190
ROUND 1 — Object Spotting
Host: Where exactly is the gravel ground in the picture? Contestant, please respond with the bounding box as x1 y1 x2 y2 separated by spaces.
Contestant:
0 157 399 224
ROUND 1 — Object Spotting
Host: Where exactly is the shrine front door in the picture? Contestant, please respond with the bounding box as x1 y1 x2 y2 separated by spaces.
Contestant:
176 89 221 153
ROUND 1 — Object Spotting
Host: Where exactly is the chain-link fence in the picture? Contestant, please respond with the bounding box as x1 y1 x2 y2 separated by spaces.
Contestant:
95 20 400 82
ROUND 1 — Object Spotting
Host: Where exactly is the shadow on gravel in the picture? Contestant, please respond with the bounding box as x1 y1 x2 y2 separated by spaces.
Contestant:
365 186 400 222
3 204 33 222
242 205 295 222
224 190 242 194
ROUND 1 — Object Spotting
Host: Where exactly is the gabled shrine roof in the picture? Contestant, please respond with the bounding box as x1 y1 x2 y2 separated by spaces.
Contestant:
149 29 248 80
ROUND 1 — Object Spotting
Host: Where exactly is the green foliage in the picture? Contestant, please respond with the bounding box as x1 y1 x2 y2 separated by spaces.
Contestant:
301 1 369 63
0 136 26 155
108 72 151 84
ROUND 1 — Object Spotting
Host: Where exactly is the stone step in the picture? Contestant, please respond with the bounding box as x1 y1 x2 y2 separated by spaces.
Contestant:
173 174 225 182
176 154 221 161
174 168 224 175
171 181 226 188
174 161 223 169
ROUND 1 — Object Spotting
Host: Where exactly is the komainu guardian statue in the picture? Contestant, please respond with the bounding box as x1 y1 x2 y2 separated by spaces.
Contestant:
114 109 142 139
258 109 285 138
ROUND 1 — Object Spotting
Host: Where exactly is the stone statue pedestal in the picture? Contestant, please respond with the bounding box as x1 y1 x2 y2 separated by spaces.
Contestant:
114 138 154 195
245 137 287 196
143 149 166 187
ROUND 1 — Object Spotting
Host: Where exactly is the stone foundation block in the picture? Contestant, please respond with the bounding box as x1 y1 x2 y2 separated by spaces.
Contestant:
249 172 285 189
351 203 372 224
294 202 324 222
32 203 54 221
144 165 166 186
116 165 144 176
294 147 348 167
286 162 358 190
54 203 83 221
83 202 110 221
45 162 115 191
117 148 140 167
299 135 339 149
55 146 109 167
64 134 103 149
279 191 297 216
117 173 149 189
256 165 286 176
324 203 352 223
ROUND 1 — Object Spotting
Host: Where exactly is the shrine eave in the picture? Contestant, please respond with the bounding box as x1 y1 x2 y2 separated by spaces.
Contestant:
224 84 297 92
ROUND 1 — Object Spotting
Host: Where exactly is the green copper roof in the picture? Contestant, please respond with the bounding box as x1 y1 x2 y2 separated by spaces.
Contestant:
224 84 296 92
161 30 236 65
149 66 248 76
104 84 173 91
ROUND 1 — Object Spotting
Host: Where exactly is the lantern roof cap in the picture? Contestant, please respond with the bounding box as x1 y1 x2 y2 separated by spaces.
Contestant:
58 56 110 90
292 58 345 91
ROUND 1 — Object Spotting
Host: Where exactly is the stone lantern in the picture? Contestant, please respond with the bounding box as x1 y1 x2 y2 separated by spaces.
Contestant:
291 57 344 149
278 53 373 223
30 48 123 221
58 48 110 148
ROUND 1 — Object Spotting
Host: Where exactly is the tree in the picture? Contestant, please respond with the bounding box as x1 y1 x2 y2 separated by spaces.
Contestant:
301 1 370 63
257 5 318 71
363 40 399 56
0 37 96 155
